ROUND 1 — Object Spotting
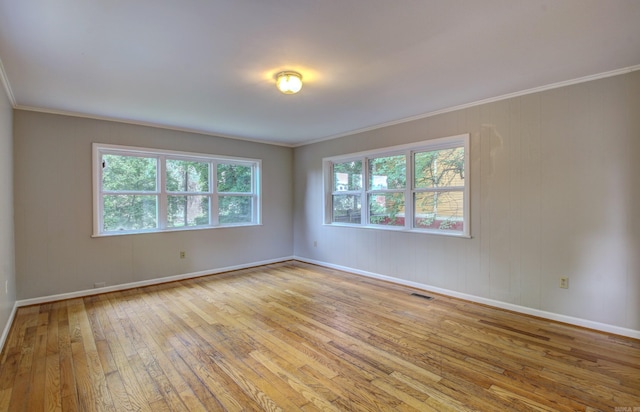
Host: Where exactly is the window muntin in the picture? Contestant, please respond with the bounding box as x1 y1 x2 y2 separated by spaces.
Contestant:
93 144 260 236
324 134 469 237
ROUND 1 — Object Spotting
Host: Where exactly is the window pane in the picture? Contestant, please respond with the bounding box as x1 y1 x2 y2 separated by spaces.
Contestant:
102 154 157 191
167 195 210 227
218 164 252 193
219 195 252 223
414 147 464 189
368 193 405 226
332 194 361 223
333 161 362 191
166 159 209 192
414 191 464 231
103 195 157 231
368 155 406 190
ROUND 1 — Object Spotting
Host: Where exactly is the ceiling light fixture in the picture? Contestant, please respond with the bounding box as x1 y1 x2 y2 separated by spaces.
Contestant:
275 71 303 94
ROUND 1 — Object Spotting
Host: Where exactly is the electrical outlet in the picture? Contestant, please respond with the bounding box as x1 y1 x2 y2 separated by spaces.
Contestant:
313 240 317 247
560 277 569 289
180 251 186 259
94 282 106 288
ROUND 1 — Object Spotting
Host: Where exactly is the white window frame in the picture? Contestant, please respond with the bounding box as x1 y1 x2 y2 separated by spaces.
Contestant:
92 143 261 237
323 134 470 238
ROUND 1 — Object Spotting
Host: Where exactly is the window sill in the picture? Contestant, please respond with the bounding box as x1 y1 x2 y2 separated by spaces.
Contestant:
92 223 262 238
323 222 471 238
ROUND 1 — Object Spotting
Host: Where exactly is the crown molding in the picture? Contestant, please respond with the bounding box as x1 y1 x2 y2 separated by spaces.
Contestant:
294 64 640 148
13 105 296 148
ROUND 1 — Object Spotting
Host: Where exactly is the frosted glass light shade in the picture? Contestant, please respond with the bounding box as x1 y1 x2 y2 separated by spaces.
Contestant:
275 71 303 94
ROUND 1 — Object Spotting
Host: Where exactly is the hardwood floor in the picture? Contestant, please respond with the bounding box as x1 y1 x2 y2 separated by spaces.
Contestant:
0 261 638 411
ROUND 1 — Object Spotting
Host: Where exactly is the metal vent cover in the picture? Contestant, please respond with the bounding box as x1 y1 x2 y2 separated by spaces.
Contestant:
410 292 434 300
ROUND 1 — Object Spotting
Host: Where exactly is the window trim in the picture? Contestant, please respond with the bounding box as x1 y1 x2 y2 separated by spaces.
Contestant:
323 134 470 238
92 143 261 237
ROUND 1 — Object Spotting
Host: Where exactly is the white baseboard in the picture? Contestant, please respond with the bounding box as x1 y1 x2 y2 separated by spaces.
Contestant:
0 302 18 354
295 256 640 340
7 255 638 346
16 256 294 307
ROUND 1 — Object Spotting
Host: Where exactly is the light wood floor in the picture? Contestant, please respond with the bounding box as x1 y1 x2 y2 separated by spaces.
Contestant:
1 261 639 411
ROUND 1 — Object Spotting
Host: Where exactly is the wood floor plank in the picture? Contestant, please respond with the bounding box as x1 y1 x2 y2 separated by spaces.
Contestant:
6 317 37 410
44 352 62 412
56 304 78 412
1 261 639 411
43 302 64 411
103 371 135 412
95 295 152 411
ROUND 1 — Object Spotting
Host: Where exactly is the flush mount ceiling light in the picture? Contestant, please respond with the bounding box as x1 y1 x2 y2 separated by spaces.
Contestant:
275 71 303 94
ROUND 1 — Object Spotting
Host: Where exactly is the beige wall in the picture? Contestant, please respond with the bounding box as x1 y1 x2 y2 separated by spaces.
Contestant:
294 71 640 333
13 111 294 299
0 83 15 334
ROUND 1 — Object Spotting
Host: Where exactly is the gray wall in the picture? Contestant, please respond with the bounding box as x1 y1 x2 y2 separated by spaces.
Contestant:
0 84 15 332
294 71 640 332
14 111 294 299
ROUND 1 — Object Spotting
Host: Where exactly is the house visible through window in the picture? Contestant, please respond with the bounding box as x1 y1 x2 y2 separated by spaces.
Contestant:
324 134 469 237
93 143 261 236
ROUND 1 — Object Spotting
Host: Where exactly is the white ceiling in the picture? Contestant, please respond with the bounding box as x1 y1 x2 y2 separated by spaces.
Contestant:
1 1 639 146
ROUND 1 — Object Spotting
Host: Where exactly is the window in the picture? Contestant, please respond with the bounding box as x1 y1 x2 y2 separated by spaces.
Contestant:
93 143 260 236
324 134 469 237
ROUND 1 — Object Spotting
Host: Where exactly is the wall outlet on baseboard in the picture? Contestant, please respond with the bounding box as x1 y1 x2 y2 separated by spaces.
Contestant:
94 282 106 288
559 277 569 289
180 251 186 259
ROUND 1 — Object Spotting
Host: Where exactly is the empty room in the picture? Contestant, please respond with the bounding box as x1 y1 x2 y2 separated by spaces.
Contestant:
1 1 639 411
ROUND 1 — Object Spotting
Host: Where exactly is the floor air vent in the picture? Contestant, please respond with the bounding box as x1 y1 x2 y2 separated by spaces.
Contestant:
410 293 434 300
